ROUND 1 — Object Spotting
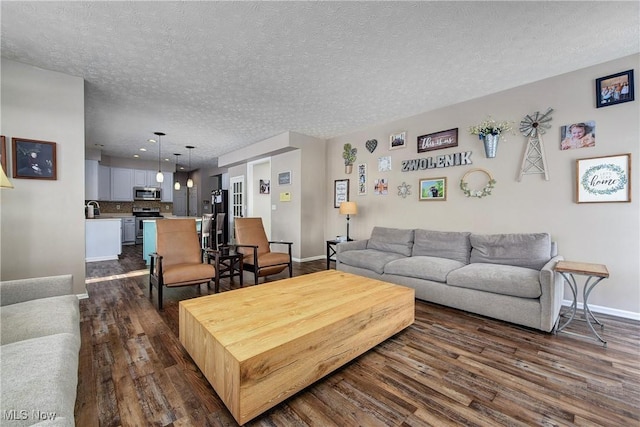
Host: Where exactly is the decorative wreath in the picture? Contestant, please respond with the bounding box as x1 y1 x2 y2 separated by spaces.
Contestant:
460 168 496 198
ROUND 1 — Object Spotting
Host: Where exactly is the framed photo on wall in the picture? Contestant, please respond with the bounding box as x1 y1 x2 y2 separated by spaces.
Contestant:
576 153 631 203
419 177 447 201
357 163 367 195
334 179 349 208
1 136 6 174
259 179 270 194
11 137 57 180
595 69 634 108
389 131 407 150
277 170 291 185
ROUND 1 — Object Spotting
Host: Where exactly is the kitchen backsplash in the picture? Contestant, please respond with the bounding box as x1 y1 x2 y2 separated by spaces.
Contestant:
85 200 174 215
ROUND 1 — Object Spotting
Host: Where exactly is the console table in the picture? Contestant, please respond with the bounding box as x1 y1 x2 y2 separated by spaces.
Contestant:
554 260 609 346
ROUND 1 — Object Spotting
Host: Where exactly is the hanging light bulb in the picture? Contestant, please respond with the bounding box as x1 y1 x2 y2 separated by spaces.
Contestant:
186 145 194 188
154 132 165 183
173 153 181 190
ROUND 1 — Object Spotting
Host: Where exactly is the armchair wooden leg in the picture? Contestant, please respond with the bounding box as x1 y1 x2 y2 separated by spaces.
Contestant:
254 270 259 285
158 284 163 310
288 262 293 278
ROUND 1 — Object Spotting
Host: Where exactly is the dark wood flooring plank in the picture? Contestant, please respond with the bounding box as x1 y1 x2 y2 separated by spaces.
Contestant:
77 245 640 426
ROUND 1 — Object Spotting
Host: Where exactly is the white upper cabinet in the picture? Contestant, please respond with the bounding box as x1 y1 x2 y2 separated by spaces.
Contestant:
98 165 111 201
111 167 134 201
85 160 99 200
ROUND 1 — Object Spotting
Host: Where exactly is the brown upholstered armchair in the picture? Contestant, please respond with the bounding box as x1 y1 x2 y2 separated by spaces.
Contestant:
149 219 216 309
234 217 293 285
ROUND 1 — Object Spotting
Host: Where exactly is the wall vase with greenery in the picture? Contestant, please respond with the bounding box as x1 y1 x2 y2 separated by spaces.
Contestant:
469 117 513 159
481 134 500 158
342 143 357 174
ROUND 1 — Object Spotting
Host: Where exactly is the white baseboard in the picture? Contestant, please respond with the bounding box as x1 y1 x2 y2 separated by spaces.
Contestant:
562 299 640 321
296 255 325 263
77 293 89 300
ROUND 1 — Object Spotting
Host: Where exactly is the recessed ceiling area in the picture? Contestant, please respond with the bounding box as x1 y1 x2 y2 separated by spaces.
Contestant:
1 1 638 169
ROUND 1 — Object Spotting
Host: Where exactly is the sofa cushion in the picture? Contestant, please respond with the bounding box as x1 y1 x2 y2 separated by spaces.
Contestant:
1 333 79 427
337 248 405 275
470 233 552 270
446 263 542 299
366 227 414 256
412 229 471 264
384 256 466 282
0 295 80 345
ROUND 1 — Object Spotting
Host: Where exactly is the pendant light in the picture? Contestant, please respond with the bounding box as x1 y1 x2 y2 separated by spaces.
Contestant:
185 145 194 188
173 153 181 190
154 132 165 183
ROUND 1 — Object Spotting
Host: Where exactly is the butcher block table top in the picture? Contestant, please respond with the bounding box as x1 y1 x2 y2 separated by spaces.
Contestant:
179 270 415 424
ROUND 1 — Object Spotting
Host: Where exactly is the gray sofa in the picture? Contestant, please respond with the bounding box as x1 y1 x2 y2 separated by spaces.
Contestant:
336 227 564 332
1 275 80 426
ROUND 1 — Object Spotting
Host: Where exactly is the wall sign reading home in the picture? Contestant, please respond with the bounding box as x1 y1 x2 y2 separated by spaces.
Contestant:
417 128 458 153
401 151 472 172
576 153 631 203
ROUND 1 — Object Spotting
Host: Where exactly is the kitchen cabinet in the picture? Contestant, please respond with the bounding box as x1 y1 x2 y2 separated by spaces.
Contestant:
98 165 111 200
85 160 99 200
134 169 162 188
111 167 133 201
122 217 136 245
86 219 122 262
161 172 173 202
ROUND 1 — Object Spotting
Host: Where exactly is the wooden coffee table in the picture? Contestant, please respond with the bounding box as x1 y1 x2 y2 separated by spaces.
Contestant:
179 270 415 424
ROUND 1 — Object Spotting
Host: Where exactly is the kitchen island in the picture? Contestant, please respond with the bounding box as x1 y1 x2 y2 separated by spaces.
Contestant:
142 217 202 265
86 218 122 262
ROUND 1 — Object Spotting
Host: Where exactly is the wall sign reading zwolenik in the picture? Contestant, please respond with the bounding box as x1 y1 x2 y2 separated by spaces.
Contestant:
417 128 458 153
401 151 472 172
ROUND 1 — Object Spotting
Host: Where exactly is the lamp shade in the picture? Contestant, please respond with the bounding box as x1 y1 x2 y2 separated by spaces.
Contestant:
339 201 357 215
0 165 14 189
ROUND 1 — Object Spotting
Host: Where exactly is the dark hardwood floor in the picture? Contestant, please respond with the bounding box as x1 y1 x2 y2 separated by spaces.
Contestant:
78 244 640 426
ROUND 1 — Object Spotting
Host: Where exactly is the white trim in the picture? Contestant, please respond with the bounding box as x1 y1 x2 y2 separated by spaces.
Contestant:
562 299 640 321
85 255 119 262
296 255 325 263
77 293 89 300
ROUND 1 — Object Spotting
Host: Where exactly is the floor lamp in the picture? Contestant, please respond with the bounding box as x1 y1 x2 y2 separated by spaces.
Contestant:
339 201 357 241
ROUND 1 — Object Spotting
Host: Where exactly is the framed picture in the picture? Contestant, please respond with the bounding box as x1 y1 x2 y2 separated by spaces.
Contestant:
378 156 392 172
12 137 57 180
576 153 631 203
1 136 6 174
389 131 407 150
374 178 388 195
596 69 634 108
334 179 349 208
357 163 367 195
417 128 459 153
419 177 447 201
277 171 291 185
561 121 596 150
259 179 270 194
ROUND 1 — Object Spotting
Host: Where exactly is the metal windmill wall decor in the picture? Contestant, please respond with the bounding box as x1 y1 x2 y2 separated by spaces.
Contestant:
518 108 553 181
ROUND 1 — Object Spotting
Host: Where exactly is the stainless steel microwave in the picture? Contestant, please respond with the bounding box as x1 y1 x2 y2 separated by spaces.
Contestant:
133 187 161 201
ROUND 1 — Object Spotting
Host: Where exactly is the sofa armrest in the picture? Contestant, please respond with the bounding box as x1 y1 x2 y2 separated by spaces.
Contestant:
0 274 73 306
336 239 368 254
538 255 565 332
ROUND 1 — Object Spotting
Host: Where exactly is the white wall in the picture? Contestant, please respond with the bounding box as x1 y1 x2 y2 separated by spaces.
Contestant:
1 60 86 294
325 54 640 317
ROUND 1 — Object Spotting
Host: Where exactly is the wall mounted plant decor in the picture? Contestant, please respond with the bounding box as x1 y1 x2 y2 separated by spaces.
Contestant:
469 117 513 158
342 143 357 174
460 168 495 198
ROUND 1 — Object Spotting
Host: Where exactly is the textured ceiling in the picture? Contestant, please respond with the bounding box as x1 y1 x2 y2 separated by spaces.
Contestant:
1 1 639 169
